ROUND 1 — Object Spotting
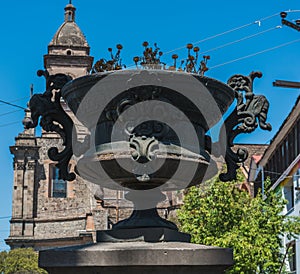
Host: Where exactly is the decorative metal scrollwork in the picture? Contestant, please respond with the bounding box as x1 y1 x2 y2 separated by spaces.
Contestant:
25 70 76 181
219 71 272 182
130 135 159 164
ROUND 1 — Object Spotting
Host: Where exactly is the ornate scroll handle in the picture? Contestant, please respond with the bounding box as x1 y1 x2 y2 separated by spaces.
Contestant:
25 70 77 181
218 71 272 182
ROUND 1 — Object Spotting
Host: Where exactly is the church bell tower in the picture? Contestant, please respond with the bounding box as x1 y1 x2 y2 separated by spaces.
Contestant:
6 2 103 251
44 1 94 78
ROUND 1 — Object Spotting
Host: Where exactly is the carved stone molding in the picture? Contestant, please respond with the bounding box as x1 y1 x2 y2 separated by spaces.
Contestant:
15 163 25 171
27 162 36 170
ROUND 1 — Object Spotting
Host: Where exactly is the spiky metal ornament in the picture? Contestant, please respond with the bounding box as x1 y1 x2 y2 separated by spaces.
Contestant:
92 44 126 73
133 42 165 69
92 41 211 75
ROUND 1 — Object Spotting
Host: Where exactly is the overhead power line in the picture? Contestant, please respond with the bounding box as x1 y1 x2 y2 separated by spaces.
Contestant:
0 100 25 110
200 26 282 55
0 109 22 117
162 9 300 70
0 121 21 128
210 38 300 70
164 12 281 55
0 96 29 106
285 9 300 14
127 10 299 69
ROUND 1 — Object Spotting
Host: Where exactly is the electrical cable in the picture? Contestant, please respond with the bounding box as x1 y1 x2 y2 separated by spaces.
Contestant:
249 167 300 177
126 11 286 69
210 38 300 70
285 9 300 14
200 26 282 55
0 121 21 128
0 96 29 106
0 100 25 110
163 12 282 55
164 25 282 67
0 110 22 117
127 10 300 70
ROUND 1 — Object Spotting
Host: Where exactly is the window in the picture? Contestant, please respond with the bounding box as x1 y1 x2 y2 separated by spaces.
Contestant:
276 150 281 173
296 168 300 187
285 138 289 168
294 168 300 203
294 126 298 157
288 133 294 163
50 165 67 198
298 119 300 157
287 241 296 273
284 179 294 212
281 143 285 159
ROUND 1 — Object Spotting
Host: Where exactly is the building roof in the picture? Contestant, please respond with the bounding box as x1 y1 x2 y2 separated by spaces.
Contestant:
270 154 300 190
234 144 269 170
49 3 89 48
259 95 300 167
252 154 262 164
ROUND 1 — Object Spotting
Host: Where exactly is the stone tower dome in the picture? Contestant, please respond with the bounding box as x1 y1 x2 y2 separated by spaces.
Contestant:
44 1 94 78
49 3 88 47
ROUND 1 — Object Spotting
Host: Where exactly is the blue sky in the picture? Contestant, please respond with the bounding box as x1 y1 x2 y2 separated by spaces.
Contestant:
0 0 299 250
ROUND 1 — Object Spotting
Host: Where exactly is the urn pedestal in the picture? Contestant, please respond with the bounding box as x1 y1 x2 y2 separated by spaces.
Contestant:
39 242 234 274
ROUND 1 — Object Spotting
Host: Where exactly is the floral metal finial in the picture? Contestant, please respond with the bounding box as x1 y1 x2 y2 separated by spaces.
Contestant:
92 44 126 73
92 42 210 75
133 42 165 69
180 43 210 75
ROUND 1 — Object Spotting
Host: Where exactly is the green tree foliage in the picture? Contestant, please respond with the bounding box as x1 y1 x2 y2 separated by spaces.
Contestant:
177 174 300 274
0 248 47 274
0 251 7 273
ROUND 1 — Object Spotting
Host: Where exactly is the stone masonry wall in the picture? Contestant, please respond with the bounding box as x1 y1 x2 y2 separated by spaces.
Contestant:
34 219 87 239
34 137 104 239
